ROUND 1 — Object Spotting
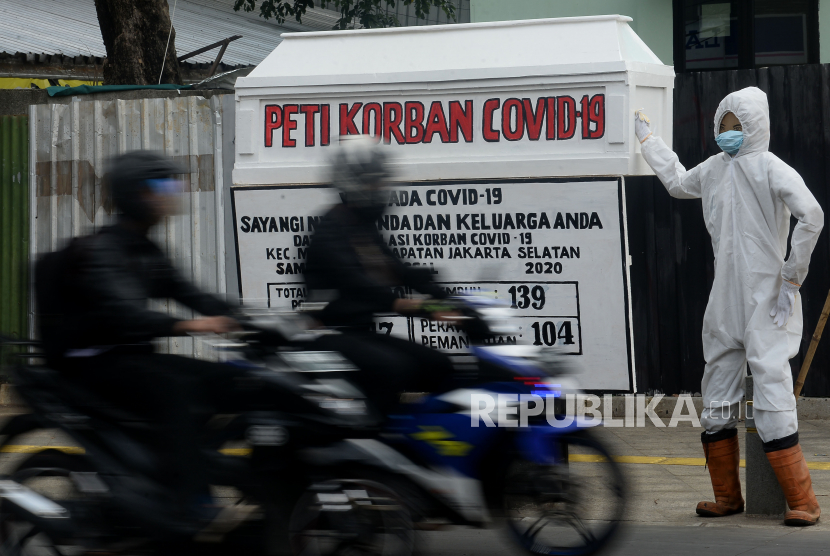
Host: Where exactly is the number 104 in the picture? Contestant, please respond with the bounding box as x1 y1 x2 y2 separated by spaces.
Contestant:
530 321 575 346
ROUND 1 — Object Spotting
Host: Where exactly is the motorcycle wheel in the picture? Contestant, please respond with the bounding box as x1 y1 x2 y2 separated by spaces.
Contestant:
0 450 94 556
288 478 415 556
502 429 626 556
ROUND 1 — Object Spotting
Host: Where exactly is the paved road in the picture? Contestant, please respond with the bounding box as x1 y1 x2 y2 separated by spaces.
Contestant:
420 523 830 555
5 414 830 553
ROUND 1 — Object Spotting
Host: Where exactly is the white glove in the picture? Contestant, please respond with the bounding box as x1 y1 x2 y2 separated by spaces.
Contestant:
770 280 799 327
634 110 652 143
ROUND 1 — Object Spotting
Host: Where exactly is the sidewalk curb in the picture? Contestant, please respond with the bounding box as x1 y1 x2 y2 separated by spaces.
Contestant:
1 387 827 419
0 384 22 408
594 395 830 420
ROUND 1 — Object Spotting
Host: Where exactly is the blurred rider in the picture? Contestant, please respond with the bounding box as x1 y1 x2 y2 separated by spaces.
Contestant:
36 151 246 528
305 135 455 413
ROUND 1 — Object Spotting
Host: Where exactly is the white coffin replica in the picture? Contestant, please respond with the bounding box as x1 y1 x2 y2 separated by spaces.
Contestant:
233 16 675 392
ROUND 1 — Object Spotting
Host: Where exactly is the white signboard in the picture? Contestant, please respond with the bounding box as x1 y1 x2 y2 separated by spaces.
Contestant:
231 178 633 391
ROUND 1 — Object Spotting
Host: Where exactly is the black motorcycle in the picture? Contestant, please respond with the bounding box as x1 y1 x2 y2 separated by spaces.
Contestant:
0 319 415 556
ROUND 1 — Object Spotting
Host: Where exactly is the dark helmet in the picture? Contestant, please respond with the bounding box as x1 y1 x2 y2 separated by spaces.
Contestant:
329 135 392 206
106 151 186 223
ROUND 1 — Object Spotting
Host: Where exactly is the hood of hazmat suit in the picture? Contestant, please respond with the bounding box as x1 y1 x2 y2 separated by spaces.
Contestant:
640 87 824 416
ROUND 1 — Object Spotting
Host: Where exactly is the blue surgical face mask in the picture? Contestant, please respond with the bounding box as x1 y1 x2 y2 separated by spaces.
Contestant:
146 178 182 196
716 130 744 156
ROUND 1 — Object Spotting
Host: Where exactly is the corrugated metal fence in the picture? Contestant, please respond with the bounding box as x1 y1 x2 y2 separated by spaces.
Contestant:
0 115 28 341
626 64 830 397
29 94 229 358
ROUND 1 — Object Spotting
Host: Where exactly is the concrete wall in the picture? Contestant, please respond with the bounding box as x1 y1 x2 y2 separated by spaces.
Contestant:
822 0 830 64
470 0 674 65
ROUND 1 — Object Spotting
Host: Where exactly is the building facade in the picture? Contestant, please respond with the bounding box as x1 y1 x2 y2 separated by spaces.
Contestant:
471 0 824 71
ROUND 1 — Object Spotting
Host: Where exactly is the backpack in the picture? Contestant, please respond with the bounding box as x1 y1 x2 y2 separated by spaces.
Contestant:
34 237 91 362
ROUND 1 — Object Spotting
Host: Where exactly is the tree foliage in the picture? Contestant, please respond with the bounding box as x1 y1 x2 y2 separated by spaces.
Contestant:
233 0 456 30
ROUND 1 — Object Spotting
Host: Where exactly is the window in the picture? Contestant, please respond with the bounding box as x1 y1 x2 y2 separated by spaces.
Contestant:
683 2 739 70
755 0 810 66
673 0 818 72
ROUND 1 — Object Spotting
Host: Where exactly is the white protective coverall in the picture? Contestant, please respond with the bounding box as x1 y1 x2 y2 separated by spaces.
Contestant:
640 87 824 443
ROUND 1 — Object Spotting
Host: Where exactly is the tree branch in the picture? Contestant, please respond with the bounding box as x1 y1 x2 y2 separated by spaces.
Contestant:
234 0 457 30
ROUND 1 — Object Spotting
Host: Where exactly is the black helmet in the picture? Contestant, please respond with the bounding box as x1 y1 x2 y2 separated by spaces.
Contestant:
329 136 391 197
107 151 186 223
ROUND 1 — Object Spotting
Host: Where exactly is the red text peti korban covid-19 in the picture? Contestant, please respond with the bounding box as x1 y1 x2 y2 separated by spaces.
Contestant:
263 95 605 148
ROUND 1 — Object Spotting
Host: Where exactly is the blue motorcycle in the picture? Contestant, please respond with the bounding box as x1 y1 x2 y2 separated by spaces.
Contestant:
289 296 627 556
0 298 624 556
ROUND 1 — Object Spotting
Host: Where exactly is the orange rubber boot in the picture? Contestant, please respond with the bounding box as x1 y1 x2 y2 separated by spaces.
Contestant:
696 434 744 517
766 444 821 526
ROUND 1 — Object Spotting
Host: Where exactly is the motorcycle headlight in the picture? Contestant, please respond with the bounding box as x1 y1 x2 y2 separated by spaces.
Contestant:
306 396 368 415
281 351 358 373
478 306 520 336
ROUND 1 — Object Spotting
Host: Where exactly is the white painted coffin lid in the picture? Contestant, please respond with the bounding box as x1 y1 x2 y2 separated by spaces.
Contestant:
236 14 669 89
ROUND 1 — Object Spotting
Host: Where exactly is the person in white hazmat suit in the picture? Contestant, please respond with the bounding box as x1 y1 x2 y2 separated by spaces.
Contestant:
635 87 824 526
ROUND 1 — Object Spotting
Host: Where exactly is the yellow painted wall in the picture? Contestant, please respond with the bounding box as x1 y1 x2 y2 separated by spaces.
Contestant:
0 78 97 90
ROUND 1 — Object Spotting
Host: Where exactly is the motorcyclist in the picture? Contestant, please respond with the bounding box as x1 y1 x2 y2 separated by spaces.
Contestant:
36 150 248 528
304 135 456 413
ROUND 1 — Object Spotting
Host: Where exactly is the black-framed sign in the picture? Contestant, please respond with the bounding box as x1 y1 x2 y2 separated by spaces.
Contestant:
231 177 634 392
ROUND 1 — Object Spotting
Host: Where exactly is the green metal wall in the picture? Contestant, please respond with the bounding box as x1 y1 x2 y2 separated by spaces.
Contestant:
0 115 29 341
470 0 674 65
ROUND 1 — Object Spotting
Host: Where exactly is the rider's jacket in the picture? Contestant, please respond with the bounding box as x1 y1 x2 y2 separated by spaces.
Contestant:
304 204 447 329
37 224 231 364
